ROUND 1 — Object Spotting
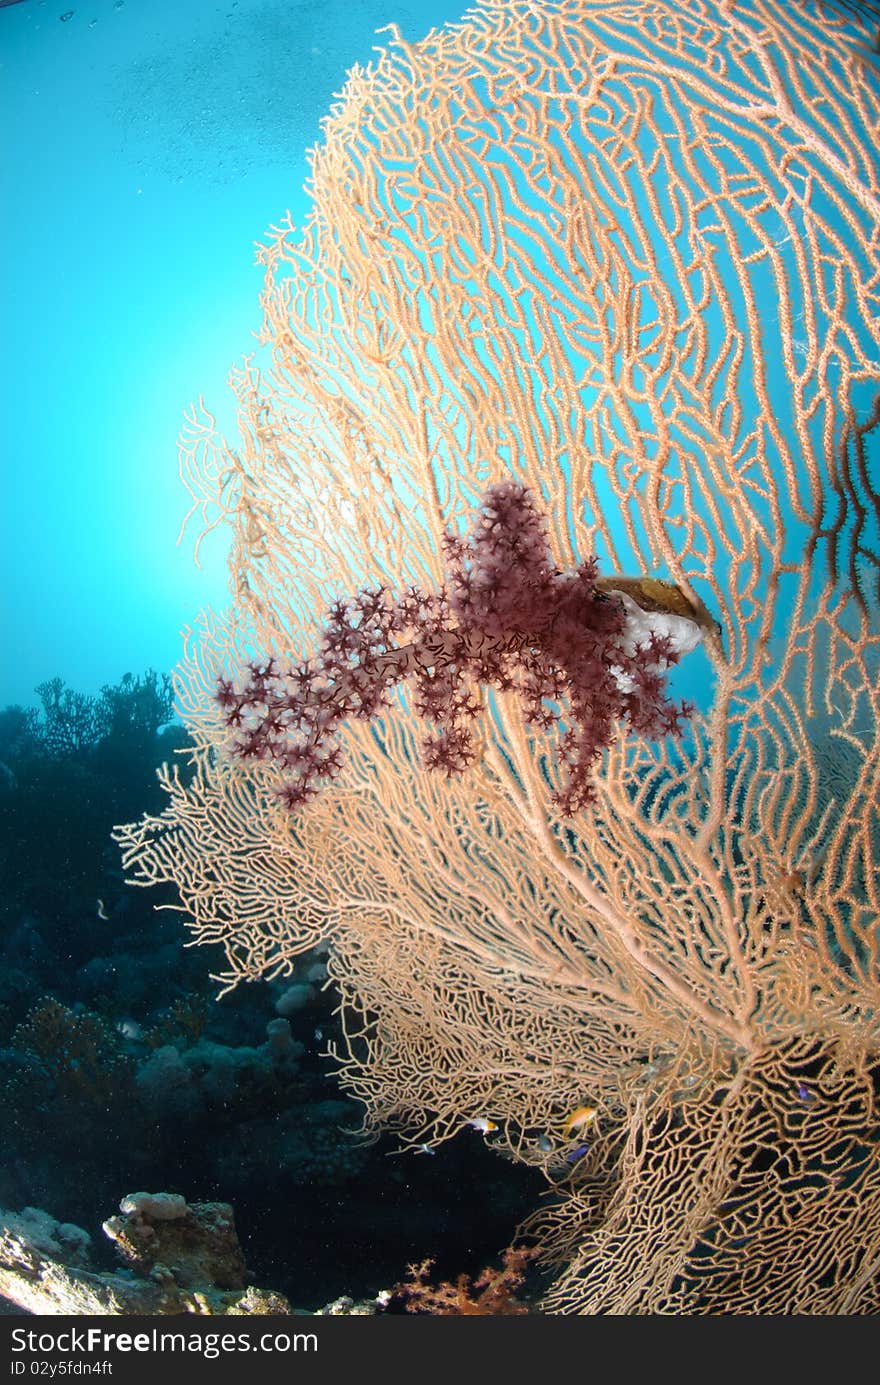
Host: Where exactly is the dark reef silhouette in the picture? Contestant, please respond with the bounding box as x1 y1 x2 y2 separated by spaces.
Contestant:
0 671 541 1311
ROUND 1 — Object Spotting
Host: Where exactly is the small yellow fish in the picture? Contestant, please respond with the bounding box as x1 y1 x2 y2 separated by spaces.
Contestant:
563 1105 598 1138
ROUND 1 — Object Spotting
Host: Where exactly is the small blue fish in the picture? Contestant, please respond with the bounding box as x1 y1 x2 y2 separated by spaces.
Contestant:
796 1083 814 1103
565 1142 590 1164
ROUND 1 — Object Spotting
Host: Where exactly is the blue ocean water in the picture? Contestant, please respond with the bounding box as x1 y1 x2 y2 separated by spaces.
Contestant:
0 0 465 711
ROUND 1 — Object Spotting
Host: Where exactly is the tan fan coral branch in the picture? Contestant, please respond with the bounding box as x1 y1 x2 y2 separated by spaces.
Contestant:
117 0 880 1313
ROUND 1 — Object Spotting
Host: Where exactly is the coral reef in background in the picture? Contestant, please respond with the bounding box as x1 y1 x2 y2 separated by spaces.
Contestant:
0 674 538 1312
0 1190 533 1316
0 671 181 927
0 1194 291 1315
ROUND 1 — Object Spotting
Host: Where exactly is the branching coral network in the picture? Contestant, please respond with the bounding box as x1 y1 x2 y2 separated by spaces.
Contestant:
116 0 880 1313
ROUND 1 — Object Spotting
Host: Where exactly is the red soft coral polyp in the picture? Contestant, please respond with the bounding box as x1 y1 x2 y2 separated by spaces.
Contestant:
218 483 698 815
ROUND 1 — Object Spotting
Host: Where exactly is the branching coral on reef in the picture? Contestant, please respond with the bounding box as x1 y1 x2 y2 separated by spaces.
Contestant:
116 0 880 1313
393 1246 537 1314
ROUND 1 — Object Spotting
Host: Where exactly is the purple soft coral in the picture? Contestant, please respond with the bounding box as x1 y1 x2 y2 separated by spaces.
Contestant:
217 482 695 815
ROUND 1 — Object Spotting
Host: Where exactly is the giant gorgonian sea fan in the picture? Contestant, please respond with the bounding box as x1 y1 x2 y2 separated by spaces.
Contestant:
117 0 880 1312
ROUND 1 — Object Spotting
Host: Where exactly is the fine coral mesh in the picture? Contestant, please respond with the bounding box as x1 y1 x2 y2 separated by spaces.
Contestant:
116 0 880 1313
